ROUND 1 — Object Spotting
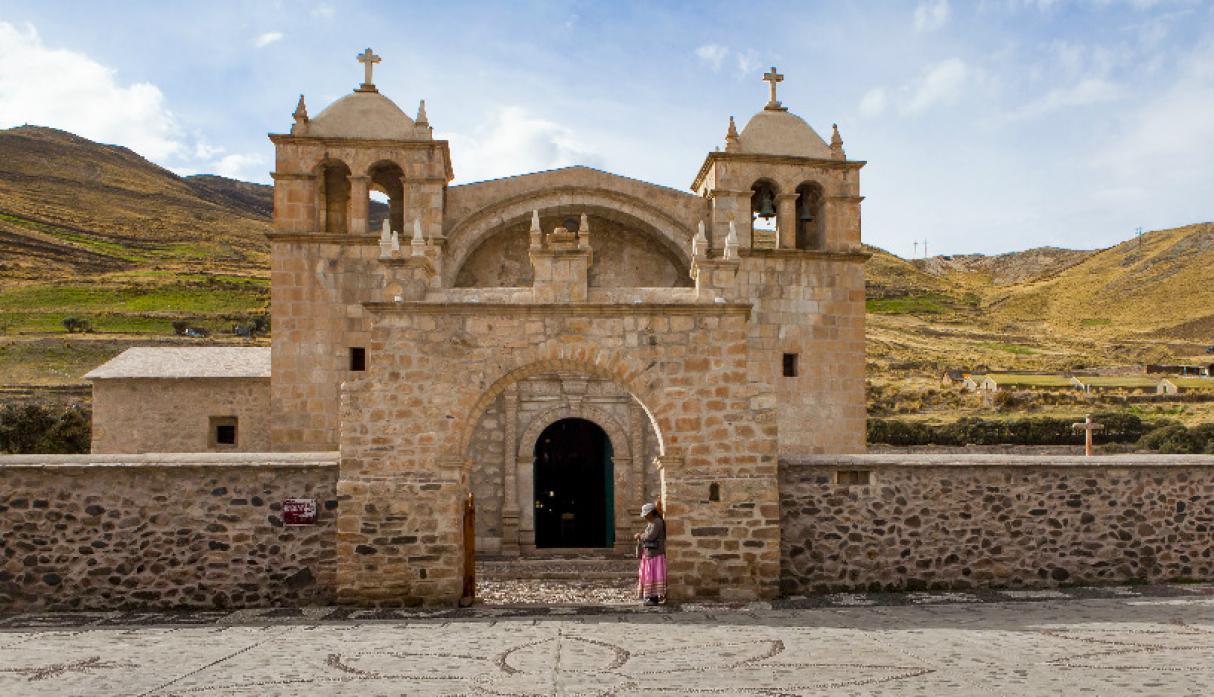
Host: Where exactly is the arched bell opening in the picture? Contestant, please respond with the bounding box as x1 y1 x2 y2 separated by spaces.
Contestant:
315 159 351 234
795 181 824 250
532 417 615 549
367 160 405 235
750 179 779 242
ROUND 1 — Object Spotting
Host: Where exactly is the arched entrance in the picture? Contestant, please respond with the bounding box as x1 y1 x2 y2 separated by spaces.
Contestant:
533 418 614 549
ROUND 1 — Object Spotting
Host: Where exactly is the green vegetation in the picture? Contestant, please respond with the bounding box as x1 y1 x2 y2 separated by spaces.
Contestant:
0 402 90 454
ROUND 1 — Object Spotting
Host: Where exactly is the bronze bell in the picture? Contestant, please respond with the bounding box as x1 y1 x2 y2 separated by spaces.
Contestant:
753 190 776 218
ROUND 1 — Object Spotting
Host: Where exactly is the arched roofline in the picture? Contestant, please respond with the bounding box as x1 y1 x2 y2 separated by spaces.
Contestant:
443 186 697 286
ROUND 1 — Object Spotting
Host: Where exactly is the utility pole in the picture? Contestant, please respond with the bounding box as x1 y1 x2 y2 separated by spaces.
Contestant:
913 241 918 258
923 239 928 258
1137 226 1143 247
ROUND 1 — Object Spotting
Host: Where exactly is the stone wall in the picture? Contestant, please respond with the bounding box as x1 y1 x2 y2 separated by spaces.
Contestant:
91 377 271 454
780 454 1214 595
0 452 338 611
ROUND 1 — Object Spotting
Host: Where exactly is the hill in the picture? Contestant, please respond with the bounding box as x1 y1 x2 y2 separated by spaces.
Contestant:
0 126 272 280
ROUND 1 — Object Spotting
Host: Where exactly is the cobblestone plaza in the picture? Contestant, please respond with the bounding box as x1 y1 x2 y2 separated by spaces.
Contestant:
2 585 1212 696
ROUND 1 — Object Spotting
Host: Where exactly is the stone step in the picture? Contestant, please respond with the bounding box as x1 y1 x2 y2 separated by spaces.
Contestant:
477 556 638 581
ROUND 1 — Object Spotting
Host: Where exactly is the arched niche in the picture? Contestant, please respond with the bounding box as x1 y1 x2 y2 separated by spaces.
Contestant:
443 187 695 287
453 208 692 288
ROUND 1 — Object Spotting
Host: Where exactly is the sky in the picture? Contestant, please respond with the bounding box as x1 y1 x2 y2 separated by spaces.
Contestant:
0 0 1211 257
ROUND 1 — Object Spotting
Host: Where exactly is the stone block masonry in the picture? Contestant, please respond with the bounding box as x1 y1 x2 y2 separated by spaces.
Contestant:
780 454 1214 595
0 453 338 611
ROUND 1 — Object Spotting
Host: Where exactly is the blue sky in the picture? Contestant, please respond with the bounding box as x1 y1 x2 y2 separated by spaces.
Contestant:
0 1 1211 256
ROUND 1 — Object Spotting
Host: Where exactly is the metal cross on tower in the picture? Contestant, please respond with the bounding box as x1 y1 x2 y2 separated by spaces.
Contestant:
357 48 381 90
763 66 785 110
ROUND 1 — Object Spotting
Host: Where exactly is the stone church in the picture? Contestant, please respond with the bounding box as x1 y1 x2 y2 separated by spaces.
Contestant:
85 50 867 603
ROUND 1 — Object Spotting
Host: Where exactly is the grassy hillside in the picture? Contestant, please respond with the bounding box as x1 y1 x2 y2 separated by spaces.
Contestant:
987 223 1214 338
0 126 274 386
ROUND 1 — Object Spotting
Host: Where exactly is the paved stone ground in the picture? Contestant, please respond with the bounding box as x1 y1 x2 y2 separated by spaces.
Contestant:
2 584 1213 696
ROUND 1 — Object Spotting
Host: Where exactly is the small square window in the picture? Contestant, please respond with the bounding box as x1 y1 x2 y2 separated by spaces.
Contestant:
209 416 238 448
783 353 798 377
350 347 366 372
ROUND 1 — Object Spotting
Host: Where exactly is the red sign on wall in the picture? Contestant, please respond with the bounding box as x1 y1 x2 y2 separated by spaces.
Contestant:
282 498 317 526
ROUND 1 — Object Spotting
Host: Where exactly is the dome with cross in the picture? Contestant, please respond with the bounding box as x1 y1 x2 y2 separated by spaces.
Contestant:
294 48 427 140
307 91 417 139
735 66 832 159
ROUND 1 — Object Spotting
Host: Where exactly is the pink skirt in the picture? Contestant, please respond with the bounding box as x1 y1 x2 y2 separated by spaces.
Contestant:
637 554 667 598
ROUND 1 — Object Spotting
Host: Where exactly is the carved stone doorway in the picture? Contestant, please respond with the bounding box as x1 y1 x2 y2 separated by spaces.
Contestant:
532 418 614 549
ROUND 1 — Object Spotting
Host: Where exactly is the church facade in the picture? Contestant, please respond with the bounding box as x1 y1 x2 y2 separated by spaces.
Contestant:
86 52 867 604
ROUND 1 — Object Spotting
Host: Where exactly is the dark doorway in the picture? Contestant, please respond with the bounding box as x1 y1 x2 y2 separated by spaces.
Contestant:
533 418 614 548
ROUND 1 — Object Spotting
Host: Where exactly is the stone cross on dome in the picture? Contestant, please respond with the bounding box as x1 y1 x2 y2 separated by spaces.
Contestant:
357 48 381 92
763 66 786 111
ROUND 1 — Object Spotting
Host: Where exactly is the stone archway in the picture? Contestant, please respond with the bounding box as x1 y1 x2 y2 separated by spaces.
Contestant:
509 403 642 556
531 418 613 549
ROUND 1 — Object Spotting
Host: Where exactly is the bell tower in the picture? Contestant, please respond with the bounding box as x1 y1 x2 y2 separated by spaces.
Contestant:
266 48 453 451
692 68 868 455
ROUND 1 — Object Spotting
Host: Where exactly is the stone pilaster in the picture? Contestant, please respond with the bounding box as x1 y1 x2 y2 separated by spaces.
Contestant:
775 193 798 249
500 384 520 557
348 175 370 235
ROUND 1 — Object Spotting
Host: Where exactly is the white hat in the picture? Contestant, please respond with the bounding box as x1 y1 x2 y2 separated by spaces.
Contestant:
640 503 657 517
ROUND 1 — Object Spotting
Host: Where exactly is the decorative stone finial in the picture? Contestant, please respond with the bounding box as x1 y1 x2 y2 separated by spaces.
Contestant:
411 218 426 256
356 48 381 93
578 213 591 250
416 99 429 126
293 95 309 123
378 219 393 258
529 209 543 249
692 220 708 259
725 115 740 152
762 66 787 111
830 123 845 160
390 230 400 253
724 220 740 260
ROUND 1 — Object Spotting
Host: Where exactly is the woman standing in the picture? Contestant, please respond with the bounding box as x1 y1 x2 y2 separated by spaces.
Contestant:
634 502 666 606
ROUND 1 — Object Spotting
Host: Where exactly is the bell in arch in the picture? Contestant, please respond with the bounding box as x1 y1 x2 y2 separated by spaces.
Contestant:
753 189 777 219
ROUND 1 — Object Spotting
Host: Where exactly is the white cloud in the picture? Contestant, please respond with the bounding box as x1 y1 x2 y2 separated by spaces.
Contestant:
693 44 766 78
211 153 267 180
310 4 335 19
900 58 970 114
914 0 951 32
859 87 889 117
1006 77 1125 120
443 106 604 184
734 48 761 77
694 44 729 72
0 21 183 159
254 32 284 48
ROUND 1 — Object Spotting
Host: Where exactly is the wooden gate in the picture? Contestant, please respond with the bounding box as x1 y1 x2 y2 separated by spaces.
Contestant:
460 492 475 606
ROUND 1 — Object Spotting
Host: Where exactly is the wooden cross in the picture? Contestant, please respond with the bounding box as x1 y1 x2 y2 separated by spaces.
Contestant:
763 66 784 108
357 48 381 86
1072 413 1104 457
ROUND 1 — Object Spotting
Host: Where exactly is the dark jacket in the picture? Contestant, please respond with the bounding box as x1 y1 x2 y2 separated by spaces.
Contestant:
640 516 666 557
